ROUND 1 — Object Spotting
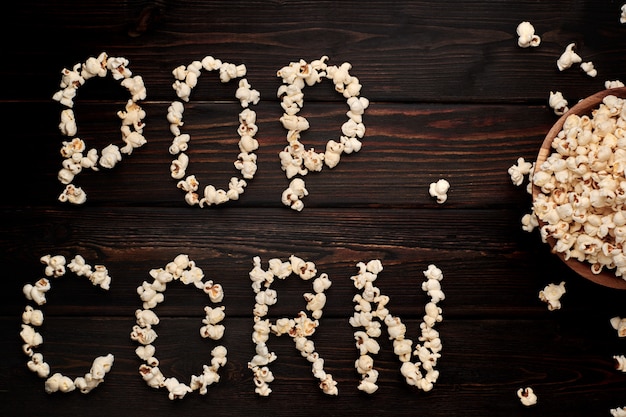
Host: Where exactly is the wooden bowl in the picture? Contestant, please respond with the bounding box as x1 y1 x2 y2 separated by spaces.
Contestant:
532 87 626 290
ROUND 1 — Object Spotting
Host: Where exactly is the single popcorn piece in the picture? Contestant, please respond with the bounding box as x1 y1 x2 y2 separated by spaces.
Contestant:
517 387 537 406
580 61 597 77
614 355 626 372
606 79 625 89
557 42 582 71
612 406 626 417
516 21 541 48
538 281 566 311
610 316 626 337
429 179 450 204
548 91 569 116
508 157 533 186
621 4 626 24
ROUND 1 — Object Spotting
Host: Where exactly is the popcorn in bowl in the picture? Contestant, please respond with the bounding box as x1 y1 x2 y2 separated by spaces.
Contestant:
531 88 626 289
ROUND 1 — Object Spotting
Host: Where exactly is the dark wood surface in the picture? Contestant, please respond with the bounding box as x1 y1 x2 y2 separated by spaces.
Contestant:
2 1 626 416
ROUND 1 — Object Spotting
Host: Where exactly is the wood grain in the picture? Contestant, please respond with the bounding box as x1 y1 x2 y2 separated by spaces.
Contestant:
3 1 626 416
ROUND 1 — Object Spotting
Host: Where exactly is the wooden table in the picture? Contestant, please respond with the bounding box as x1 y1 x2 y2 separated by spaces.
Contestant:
2 1 626 415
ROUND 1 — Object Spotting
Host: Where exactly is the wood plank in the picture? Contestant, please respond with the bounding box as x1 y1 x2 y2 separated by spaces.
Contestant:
4 101 554 207
4 1 626 416
4 1 625 102
2 207 625 318
2 317 625 416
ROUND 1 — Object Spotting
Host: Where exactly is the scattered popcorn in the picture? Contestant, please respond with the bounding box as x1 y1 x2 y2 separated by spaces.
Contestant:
168 57 259 208
539 281 566 311
548 91 569 116
610 316 626 337
606 80 625 89
132 255 227 399
580 61 597 77
429 179 450 204
614 355 626 372
508 157 533 186
612 406 626 417
517 387 537 406
281 178 309 211
557 42 582 71
521 212 539 232
516 21 541 48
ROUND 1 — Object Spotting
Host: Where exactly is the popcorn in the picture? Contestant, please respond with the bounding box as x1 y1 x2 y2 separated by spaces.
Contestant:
248 256 335 396
538 281 566 311
581 61 597 77
45 373 76 394
22 255 114 394
164 377 192 400
557 42 582 71
281 178 309 211
606 80 625 89
277 57 367 209
614 355 626 372
531 95 626 278
27 353 50 378
517 387 538 406
23 278 51 306
549 91 569 116
169 57 259 207
59 109 77 136
610 316 626 337
53 53 147 204
74 353 114 393
611 406 626 417
132 255 227 399
350 261 445 393
429 179 450 204
22 306 44 327
20 324 43 356
508 157 534 186
235 78 261 107
516 21 541 48
58 184 87 205
139 364 165 388
120 127 147 155
81 52 107 79
99 144 122 169
107 56 131 80
68 255 92 277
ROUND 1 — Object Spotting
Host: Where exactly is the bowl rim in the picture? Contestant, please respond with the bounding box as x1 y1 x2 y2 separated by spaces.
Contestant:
532 87 626 290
